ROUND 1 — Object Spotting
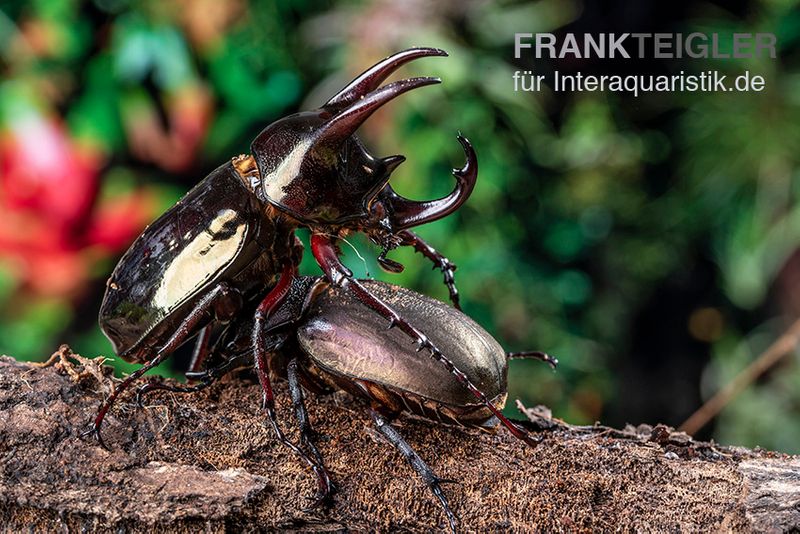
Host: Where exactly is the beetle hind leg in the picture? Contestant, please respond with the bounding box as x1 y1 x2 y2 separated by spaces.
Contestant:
287 357 336 504
81 351 172 450
83 283 245 450
369 409 458 534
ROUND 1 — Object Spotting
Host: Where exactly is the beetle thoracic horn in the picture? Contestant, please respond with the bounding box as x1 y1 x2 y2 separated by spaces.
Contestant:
316 77 441 150
382 154 406 174
325 47 448 109
383 135 478 231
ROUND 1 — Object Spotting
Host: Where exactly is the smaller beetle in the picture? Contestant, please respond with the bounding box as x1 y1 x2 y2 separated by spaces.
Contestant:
138 276 556 533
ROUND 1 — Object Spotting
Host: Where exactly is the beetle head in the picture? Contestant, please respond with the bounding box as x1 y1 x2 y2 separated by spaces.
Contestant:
250 48 476 233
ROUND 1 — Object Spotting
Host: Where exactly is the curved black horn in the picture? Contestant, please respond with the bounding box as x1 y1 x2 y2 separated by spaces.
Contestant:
386 135 478 231
325 47 448 109
316 77 440 149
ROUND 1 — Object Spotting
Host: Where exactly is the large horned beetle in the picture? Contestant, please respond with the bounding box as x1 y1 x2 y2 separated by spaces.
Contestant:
137 277 556 531
94 48 552 531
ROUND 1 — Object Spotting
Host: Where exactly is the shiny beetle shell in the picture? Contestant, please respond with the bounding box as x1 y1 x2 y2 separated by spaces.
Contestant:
297 280 508 422
99 162 291 361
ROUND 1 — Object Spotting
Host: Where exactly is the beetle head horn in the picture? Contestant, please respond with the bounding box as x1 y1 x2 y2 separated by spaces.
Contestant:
375 134 478 231
313 76 440 152
324 47 448 109
250 48 450 226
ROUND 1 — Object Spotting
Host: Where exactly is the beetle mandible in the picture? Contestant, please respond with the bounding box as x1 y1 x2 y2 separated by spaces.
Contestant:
92 47 539 459
136 276 557 532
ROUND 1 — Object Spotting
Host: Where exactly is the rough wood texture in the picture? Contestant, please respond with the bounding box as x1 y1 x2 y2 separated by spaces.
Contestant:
0 351 798 533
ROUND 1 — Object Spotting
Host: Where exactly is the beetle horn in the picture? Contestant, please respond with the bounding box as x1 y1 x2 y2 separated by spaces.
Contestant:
325 47 448 109
315 77 440 149
384 135 478 231
382 154 406 173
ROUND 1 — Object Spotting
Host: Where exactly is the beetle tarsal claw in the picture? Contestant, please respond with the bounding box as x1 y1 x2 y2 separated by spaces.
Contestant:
80 426 111 451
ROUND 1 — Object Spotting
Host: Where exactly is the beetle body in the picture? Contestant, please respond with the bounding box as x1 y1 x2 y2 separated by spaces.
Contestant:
296 280 508 426
99 160 297 362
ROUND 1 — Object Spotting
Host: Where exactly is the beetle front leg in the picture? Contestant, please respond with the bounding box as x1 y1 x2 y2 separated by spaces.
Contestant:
396 229 460 309
311 233 540 448
369 409 457 534
507 350 559 370
252 264 335 503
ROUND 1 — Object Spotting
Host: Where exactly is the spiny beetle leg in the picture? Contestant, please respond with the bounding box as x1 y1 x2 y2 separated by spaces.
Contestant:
253 264 333 503
184 350 253 382
369 409 458 534
397 229 460 309
287 358 336 504
82 284 241 449
254 350 333 505
311 233 542 448
81 350 171 450
507 350 559 370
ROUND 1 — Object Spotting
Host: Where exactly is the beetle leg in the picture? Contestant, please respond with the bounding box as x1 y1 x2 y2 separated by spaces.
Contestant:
187 325 213 375
253 263 333 502
369 409 457 534
82 283 243 450
287 357 336 503
396 229 460 309
135 351 253 407
507 350 559 370
311 233 541 448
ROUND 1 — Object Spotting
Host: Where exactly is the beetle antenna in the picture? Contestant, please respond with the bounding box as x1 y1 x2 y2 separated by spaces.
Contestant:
338 235 371 278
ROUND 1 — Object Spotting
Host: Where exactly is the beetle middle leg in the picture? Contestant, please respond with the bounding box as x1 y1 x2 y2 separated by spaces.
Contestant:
134 350 253 407
287 357 336 503
369 409 457 534
312 233 541 448
252 264 335 503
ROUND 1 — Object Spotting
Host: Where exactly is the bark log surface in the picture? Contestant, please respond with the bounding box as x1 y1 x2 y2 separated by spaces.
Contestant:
0 353 798 532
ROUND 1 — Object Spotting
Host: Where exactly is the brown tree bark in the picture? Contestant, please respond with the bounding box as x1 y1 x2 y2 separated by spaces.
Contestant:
0 350 798 533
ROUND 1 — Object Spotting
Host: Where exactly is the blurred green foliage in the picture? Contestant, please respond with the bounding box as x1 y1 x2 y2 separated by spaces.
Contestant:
1 0 799 452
